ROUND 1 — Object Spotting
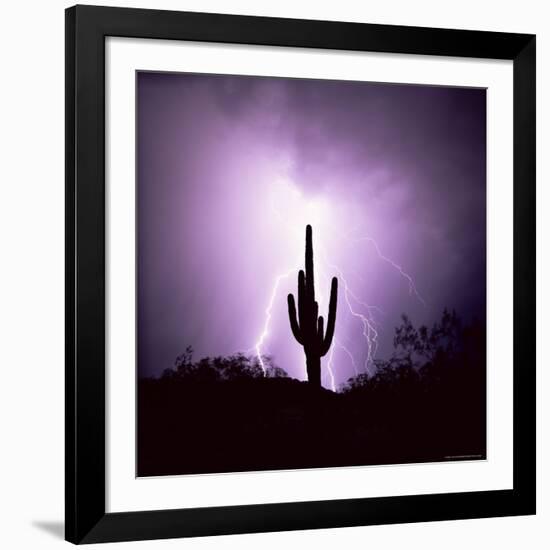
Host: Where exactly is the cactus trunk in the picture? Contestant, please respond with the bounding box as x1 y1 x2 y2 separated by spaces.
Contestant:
287 225 338 388
306 354 321 387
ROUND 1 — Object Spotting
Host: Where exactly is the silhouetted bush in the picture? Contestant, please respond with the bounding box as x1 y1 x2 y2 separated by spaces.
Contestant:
162 347 288 383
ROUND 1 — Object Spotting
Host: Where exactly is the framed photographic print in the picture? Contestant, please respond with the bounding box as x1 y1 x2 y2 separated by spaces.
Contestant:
65 5 536 544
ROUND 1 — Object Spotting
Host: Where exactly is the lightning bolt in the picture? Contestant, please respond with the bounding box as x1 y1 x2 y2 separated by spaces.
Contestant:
326 344 337 391
251 180 425 388
323 257 379 375
253 266 298 375
325 338 359 391
252 238 422 387
337 340 359 376
353 237 426 305
321 234 426 383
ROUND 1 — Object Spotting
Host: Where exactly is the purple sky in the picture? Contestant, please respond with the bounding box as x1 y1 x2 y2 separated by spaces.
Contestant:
137 71 486 388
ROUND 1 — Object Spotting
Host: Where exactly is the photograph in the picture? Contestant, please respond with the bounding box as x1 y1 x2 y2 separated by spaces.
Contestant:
0 1 539 547
136 71 487 477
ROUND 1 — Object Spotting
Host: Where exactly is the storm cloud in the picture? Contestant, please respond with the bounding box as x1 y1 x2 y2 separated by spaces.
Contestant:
137 71 486 386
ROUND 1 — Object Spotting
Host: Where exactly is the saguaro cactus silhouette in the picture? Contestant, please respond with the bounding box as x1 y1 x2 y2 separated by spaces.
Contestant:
287 225 338 387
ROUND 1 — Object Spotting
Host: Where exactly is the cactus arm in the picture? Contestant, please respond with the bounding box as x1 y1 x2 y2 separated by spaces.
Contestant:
317 315 325 342
311 301 319 337
287 294 303 345
320 277 338 356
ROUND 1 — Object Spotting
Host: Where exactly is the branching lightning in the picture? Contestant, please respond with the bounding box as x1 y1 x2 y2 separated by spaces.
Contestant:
253 266 298 375
320 252 379 378
353 237 426 305
326 344 337 391
251 179 425 389
337 340 359 376
325 338 359 391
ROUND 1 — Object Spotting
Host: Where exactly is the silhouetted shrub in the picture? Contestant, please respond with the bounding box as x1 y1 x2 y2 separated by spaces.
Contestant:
162 347 288 383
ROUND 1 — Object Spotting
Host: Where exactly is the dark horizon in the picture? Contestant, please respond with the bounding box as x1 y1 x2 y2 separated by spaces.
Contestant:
138 307 486 476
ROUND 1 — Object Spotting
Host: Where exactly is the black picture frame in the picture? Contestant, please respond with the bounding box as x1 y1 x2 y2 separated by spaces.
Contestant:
65 4 536 544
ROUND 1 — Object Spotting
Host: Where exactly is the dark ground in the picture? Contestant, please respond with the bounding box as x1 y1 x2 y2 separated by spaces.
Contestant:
137 311 486 477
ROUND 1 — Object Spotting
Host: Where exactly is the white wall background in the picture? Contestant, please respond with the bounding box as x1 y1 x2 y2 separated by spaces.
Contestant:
0 0 547 548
